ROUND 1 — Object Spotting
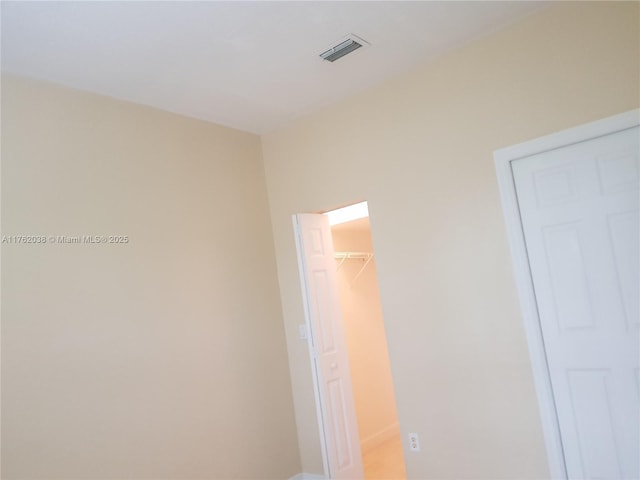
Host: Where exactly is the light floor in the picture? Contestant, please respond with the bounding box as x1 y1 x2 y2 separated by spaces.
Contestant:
362 434 406 479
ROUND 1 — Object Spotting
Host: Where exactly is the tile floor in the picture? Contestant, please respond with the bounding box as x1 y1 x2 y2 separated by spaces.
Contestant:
362 434 406 479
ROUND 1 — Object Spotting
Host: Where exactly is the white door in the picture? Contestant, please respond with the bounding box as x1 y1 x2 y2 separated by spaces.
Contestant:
294 213 364 480
512 126 639 479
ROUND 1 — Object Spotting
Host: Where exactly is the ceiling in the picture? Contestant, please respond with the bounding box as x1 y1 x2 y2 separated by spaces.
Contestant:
1 1 546 134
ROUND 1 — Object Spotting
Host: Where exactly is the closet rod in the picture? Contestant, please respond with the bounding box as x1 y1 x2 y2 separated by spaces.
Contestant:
334 251 372 270
334 251 374 286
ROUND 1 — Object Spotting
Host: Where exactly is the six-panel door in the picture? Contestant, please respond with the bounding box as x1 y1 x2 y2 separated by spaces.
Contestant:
513 127 639 479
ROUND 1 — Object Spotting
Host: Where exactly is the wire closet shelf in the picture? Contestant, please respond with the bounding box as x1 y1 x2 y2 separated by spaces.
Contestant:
334 251 374 286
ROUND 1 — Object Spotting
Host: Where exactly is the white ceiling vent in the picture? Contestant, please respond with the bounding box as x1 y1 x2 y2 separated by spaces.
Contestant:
319 34 370 62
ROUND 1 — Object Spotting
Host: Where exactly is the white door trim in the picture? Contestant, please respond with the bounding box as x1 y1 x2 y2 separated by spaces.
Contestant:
493 109 640 480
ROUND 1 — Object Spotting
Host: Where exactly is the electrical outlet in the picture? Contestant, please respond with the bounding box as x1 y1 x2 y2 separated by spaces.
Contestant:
408 432 420 452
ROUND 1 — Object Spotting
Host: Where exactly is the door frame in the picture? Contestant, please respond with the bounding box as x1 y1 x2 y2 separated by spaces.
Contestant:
493 109 639 479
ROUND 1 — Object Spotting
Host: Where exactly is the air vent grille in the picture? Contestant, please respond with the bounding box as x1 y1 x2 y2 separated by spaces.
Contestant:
320 37 365 62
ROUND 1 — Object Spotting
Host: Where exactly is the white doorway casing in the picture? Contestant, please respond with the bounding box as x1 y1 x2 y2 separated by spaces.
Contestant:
494 110 640 479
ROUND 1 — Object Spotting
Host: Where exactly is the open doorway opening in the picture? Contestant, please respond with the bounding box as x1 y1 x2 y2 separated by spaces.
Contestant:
329 206 405 480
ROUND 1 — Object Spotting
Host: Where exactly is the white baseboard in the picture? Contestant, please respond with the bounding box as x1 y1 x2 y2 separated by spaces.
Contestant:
288 473 326 480
360 421 401 453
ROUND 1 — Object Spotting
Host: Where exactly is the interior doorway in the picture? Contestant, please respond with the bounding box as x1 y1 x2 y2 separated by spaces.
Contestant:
330 215 406 480
293 201 405 479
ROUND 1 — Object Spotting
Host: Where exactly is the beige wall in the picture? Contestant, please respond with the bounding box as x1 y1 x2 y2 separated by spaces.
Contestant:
332 220 400 453
1 76 300 479
261 2 640 479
